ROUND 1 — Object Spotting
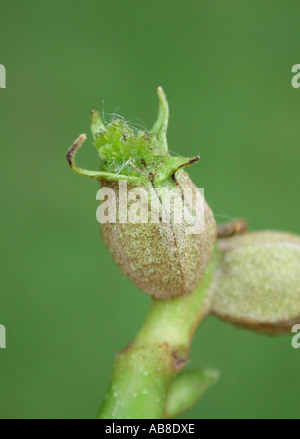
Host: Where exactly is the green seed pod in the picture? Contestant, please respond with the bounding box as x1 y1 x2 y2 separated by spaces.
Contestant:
211 231 300 333
67 87 217 299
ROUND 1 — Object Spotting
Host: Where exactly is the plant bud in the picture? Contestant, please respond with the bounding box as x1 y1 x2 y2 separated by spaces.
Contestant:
66 87 217 299
211 231 300 333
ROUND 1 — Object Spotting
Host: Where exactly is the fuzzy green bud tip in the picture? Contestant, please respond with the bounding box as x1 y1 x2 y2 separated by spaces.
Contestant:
66 87 199 184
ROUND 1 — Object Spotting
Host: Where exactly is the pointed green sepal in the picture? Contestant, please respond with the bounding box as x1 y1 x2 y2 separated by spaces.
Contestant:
90 110 105 141
66 134 140 182
153 155 200 186
151 86 169 150
165 369 220 418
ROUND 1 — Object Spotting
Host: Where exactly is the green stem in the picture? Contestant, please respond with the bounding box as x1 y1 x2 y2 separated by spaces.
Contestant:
99 247 221 419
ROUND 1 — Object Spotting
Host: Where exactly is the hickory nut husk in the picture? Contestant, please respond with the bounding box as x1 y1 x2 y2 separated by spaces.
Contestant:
67 87 217 299
211 231 300 333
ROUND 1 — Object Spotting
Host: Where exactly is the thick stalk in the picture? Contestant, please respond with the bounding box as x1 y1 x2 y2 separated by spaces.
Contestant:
99 248 221 419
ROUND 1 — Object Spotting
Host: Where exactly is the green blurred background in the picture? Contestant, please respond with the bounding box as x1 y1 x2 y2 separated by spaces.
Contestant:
0 0 299 419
